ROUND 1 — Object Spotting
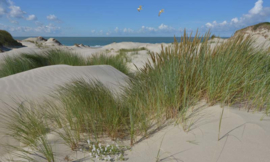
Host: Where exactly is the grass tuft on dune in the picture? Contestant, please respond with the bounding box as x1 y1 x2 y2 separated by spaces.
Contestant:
88 53 130 76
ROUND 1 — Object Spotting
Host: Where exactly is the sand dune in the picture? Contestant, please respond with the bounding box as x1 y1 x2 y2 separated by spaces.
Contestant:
1 38 270 161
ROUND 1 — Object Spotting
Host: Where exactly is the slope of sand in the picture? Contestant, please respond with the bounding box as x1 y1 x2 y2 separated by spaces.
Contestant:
126 103 270 162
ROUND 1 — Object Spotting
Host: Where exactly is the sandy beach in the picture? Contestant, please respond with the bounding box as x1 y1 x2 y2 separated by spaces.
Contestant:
0 27 270 161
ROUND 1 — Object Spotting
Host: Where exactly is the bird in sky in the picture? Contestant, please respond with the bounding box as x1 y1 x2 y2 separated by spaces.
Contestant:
137 5 142 12
158 9 164 16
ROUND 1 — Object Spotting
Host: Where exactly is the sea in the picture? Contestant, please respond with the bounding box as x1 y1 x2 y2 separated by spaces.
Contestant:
14 37 230 47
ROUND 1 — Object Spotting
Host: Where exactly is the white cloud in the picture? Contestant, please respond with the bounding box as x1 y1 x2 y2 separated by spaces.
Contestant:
204 0 270 31
47 14 57 20
158 24 169 30
91 30 96 33
8 4 26 18
26 14 37 21
205 22 213 28
35 23 60 33
35 21 43 26
114 27 119 32
9 26 32 32
249 0 263 14
0 6 5 16
220 21 227 26
47 14 61 22
231 17 239 23
10 20 17 24
123 28 134 33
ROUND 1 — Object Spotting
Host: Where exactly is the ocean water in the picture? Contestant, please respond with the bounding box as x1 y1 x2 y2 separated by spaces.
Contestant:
14 37 230 47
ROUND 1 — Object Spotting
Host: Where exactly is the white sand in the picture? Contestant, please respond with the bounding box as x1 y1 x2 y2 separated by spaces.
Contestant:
0 37 270 161
126 103 270 162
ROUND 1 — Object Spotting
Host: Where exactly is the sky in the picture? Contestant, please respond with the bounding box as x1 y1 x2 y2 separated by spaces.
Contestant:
0 0 270 37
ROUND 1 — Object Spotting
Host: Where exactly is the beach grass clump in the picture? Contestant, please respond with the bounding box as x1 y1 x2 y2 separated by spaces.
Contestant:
118 47 147 53
1 102 55 162
45 80 130 149
210 34 220 39
88 53 130 75
0 30 22 47
124 30 270 142
0 49 86 78
118 47 147 59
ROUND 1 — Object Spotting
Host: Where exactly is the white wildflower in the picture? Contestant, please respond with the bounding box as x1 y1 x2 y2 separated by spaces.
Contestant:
96 155 99 159
92 147 96 152
99 143 102 148
107 155 111 161
87 139 90 145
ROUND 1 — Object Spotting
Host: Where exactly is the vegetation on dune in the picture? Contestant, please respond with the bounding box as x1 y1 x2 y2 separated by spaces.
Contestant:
2 30 270 161
0 30 22 47
0 49 86 78
1 103 54 162
0 49 130 78
235 22 270 35
118 47 147 53
210 34 220 39
88 53 130 75
253 22 270 31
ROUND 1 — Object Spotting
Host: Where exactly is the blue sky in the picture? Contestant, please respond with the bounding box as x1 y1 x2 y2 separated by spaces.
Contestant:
0 0 270 37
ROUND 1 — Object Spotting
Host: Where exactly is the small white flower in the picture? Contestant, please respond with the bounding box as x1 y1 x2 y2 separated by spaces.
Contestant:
99 143 102 148
96 155 99 159
92 147 96 152
105 147 107 151
87 139 90 145
89 153 92 157
106 144 110 147
97 149 100 154
107 155 111 160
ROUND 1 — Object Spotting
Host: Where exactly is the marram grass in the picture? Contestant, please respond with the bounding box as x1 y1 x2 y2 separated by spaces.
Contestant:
2 30 270 160
0 49 131 78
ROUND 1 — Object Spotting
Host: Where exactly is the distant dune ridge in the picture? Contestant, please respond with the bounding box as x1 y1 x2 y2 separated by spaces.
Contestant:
0 30 23 53
0 24 270 161
233 22 270 50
